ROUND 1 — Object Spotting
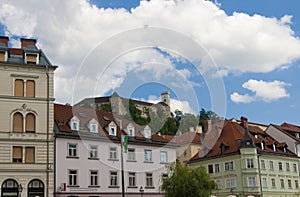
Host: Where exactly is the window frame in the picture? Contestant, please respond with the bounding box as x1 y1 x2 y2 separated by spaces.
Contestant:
110 171 118 187
109 147 117 160
224 161 234 171
247 177 257 187
67 143 78 158
128 172 136 187
68 169 78 186
90 170 99 186
144 150 152 162
225 178 236 189
146 173 153 187
160 151 167 163
127 148 135 161
89 145 98 159
246 158 254 169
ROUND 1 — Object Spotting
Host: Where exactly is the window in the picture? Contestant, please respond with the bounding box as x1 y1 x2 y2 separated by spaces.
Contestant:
215 180 222 189
247 177 256 187
271 178 276 187
68 170 78 186
262 177 267 188
110 171 118 187
293 163 298 172
145 150 152 162
144 125 151 139
26 80 35 97
278 162 283 171
25 113 35 133
269 161 274 170
89 145 98 159
127 123 135 136
90 170 98 186
208 164 213 173
225 178 236 188
146 173 153 187
26 54 38 64
215 164 220 173
109 122 117 136
128 148 135 161
247 158 254 168
225 161 234 171
280 179 284 188
128 172 136 187
12 146 22 163
13 112 23 133
260 160 266 169
91 124 97 132
288 179 292 188
25 147 35 163
296 133 300 138
70 116 79 131
160 151 167 163
162 174 168 183
109 147 117 160
286 163 290 172
295 180 299 188
14 79 24 97
68 144 77 157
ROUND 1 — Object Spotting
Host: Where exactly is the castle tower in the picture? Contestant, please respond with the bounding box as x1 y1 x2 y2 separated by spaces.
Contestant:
161 91 170 106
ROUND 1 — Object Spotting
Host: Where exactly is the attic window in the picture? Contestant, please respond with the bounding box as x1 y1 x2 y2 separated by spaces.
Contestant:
261 141 265 150
127 123 135 137
296 133 299 138
255 134 259 139
144 125 151 139
273 143 277 152
25 53 39 64
109 121 117 136
89 118 98 133
70 116 79 131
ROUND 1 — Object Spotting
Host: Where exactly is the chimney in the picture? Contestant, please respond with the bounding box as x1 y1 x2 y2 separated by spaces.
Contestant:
202 119 212 133
189 127 195 132
240 116 248 129
0 36 9 47
196 125 202 134
20 38 36 48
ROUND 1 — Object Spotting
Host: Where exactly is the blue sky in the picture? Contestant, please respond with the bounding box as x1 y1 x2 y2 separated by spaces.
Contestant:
1 0 300 125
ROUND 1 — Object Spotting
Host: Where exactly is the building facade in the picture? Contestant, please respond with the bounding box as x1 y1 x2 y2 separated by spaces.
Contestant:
189 117 300 197
54 104 177 196
0 36 57 196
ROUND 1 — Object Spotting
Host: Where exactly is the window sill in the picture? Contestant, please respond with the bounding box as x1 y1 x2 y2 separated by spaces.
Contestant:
88 157 99 160
109 186 120 188
108 159 119 161
127 186 138 188
67 185 79 188
160 162 168 164
66 156 79 159
144 161 153 163
145 186 155 189
88 185 100 188
127 160 137 162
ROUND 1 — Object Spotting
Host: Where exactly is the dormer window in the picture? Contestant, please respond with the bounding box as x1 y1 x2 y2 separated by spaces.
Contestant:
70 116 79 131
127 123 135 137
144 125 151 139
89 118 98 133
273 142 277 152
261 141 265 150
109 121 117 136
296 133 299 138
25 53 39 64
255 134 259 139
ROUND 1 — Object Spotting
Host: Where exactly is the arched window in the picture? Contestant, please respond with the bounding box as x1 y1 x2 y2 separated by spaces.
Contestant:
14 79 24 97
28 179 44 197
13 112 23 133
1 179 19 197
26 113 36 133
26 80 35 98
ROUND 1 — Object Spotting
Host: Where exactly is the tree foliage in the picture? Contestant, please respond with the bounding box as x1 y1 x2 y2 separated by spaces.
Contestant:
199 108 223 126
177 113 199 133
162 162 215 197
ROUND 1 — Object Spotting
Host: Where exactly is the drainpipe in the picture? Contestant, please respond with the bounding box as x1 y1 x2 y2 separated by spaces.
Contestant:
46 65 50 197
257 154 263 197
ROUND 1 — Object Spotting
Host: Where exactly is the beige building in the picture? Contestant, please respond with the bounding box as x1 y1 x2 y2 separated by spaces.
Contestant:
0 36 57 197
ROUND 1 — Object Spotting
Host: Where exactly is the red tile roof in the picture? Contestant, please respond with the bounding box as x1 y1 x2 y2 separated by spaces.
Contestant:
173 132 202 145
190 120 295 162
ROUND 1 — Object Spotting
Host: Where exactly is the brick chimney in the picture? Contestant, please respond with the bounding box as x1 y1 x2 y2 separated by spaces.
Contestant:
20 38 36 48
202 119 212 133
241 116 248 129
0 36 9 47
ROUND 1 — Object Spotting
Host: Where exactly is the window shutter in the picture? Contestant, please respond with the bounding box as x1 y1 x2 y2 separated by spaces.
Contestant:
26 80 35 97
13 113 23 133
25 147 35 163
0 52 5 61
13 147 22 159
14 79 24 97
26 113 35 133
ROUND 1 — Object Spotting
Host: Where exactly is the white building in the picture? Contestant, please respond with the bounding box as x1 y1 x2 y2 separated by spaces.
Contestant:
54 104 177 197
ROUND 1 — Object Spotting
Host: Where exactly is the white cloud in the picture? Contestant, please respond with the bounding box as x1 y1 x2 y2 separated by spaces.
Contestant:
0 0 300 103
230 79 290 103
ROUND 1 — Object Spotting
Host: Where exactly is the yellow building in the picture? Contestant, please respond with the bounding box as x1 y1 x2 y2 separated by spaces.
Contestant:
0 36 57 197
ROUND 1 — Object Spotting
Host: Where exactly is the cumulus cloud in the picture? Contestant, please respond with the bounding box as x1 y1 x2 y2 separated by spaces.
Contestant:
0 0 300 103
230 79 290 103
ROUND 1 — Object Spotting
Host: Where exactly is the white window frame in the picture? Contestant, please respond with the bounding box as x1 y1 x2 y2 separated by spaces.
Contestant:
271 178 276 187
128 172 136 187
225 178 236 188
110 171 118 187
90 170 98 186
215 179 222 189
145 150 152 162
109 147 117 160
89 118 98 133
146 173 153 187
89 145 98 159
160 151 167 163
247 177 256 187
144 125 151 139
128 148 135 161
262 177 267 188
215 163 220 173
68 169 78 186
269 161 274 170
278 162 283 171
70 116 79 131
225 161 234 171
68 143 77 157
109 121 117 136
260 160 266 169
127 123 135 137
246 158 254 168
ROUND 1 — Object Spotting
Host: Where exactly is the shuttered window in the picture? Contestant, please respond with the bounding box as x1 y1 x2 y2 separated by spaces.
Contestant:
26 113 35 133
13 113 23 133
25 147 35 163
0 52 5 61
26 54 37 64
14 79 24 97
26 80 35 97
13 146 22 163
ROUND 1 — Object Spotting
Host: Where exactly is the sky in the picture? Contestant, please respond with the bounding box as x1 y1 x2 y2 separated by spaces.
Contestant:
1 0 300 125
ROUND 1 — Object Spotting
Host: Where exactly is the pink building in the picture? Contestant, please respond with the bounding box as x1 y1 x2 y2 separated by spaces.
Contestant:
54 104 177 196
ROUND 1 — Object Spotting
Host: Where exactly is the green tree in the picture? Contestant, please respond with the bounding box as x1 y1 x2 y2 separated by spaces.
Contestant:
199 108 223 126
162 162 215 197
178 113 199 133
159 117 179 135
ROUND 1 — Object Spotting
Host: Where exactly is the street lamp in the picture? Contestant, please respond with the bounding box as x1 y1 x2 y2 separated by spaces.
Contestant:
18 184 23 197
139 186 144 197
230 188 234 195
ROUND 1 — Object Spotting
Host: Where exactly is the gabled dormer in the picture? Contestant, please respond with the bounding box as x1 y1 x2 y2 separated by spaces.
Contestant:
143 125 151 139
109 121 117 136
21 38 40 64
70 116 79 131
89 118 98 133
127 123 135 137
0 36 9 62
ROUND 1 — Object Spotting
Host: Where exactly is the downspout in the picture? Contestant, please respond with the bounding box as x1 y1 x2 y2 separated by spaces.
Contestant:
239 156 244 196
257 154 263 197
46 65 50 197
